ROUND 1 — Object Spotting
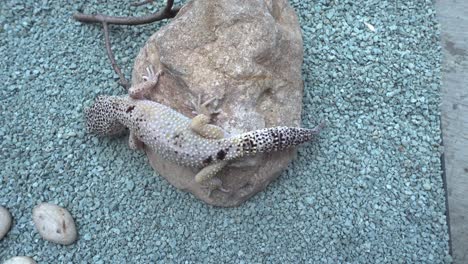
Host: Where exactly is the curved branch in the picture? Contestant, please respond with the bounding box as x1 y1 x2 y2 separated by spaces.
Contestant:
102 22 130 89
74 0 181 90
73 0 180 25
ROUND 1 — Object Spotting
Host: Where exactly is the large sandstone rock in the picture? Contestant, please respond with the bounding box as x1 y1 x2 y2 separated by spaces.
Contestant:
132 0 304 206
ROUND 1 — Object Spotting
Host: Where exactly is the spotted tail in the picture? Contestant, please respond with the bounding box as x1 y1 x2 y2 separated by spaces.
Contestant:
228 122 325 158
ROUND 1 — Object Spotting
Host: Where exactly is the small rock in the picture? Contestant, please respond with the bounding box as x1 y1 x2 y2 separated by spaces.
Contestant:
32 203 77 245
83 233 92 241
305 197 315 205
111 228 121 235
125 179 135 191
423 182 432 191
3 256 37 264
0 205 12 240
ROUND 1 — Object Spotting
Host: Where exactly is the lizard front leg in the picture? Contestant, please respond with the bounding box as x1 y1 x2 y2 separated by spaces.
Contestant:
128 131 144 150
190 95 225 140
129 65 163 99
126 65 162 150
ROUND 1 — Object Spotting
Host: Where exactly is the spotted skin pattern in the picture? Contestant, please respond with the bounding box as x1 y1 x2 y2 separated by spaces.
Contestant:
86 96 323 165
85 66 324 194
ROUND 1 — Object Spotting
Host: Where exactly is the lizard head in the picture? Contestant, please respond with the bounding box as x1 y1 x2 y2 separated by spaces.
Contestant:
85 95 126 136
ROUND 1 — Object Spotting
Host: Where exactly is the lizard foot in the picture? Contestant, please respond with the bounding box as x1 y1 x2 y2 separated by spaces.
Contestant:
129 65 163 99
190 94 222 119
202 177 230 197
142 65 163 83
189 94 225 139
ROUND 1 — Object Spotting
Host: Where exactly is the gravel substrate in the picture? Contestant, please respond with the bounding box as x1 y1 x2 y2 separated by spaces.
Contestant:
0 0 450 262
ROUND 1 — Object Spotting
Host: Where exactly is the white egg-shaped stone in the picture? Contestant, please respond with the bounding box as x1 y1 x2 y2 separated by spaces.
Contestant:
0 205 12 240
3 256 37 264
32 203 77 245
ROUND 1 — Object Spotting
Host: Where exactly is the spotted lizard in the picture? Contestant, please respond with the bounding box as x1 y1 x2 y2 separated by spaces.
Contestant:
85 66 324 194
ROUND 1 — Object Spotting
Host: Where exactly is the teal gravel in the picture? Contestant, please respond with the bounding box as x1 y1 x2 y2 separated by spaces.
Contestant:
0 0 450 262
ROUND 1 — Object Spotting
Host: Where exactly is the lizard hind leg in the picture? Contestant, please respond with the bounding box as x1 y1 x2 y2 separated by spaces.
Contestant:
189 94 225 140
195 161 229 196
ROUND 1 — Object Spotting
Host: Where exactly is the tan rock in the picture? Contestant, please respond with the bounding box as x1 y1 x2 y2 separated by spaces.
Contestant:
0 205 12 240
3 256 37 264
132 0 304 206
32 203 77 245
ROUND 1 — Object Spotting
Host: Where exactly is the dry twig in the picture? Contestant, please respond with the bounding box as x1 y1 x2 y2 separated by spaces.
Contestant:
73 0 180 89
73 0 179 25
102 22 129 89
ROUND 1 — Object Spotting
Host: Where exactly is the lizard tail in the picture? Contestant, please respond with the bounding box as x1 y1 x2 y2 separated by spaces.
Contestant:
228 122 325 158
